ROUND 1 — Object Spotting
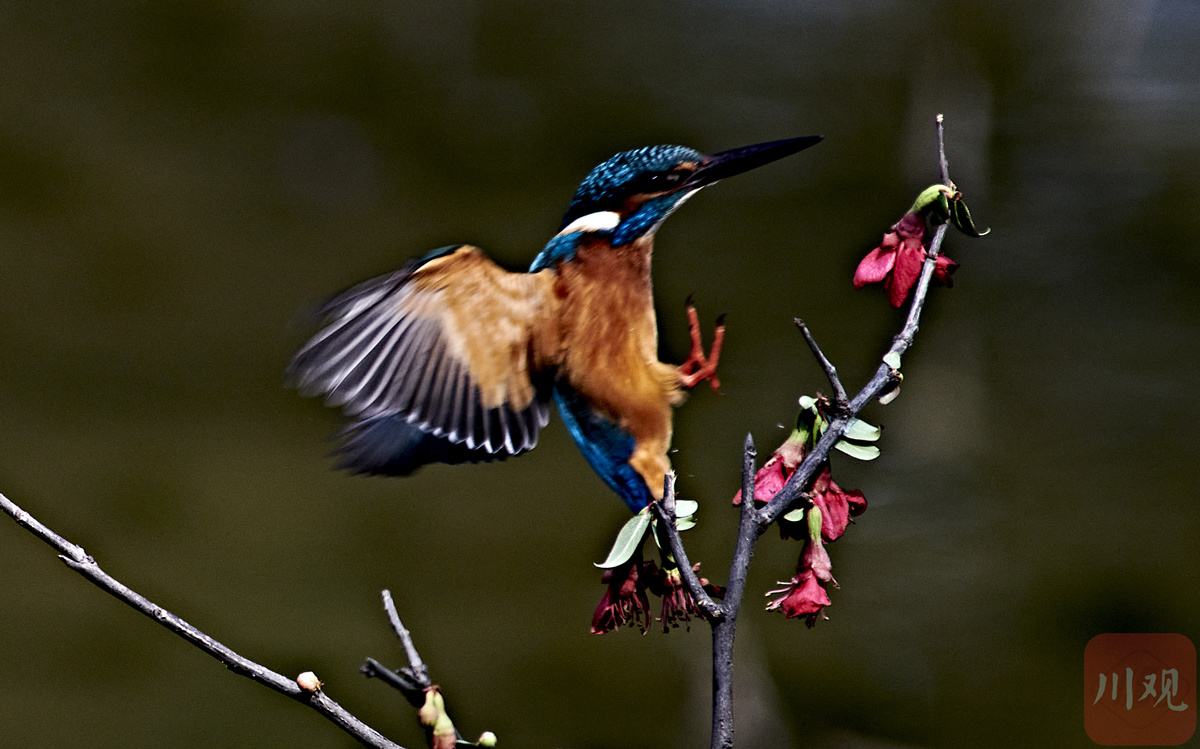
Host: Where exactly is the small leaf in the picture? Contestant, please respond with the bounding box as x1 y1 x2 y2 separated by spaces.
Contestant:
595 508 652 568
882 350 902 370
835 440 880 460
878 386 901 405
675 516 697 532
674 499 699 518
843 418 881 442
798 395 819 411
782 507 807 523
910 184 954 216
951 198 990 237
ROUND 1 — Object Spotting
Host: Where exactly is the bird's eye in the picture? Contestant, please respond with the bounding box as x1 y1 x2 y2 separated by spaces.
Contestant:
638 170 687 193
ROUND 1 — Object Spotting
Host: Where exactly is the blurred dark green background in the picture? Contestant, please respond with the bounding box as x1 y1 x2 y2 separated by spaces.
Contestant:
2 2 1198 747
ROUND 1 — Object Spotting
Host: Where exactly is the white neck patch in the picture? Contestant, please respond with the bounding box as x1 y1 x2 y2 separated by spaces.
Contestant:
558 210 621 236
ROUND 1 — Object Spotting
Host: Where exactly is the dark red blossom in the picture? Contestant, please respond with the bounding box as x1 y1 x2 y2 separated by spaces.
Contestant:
765 568 831 627
801 535 834 584
809 465 867 542
733 430 806 505
767 534 840 627
853 210 957 308
652 564 725 632
591 557 657 635
776 464 867 543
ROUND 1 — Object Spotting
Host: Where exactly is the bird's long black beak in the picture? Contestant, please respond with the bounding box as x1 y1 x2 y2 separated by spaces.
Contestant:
686 135 823 189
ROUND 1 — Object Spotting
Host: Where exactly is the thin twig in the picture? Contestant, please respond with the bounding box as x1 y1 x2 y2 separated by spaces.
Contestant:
368 591 471 744
937 113 951 184
382 590 431 688
649 475 723 621
0 491 403 749
760 120 953 526
361 591 434 709
362 658 424 698
794 318 848 405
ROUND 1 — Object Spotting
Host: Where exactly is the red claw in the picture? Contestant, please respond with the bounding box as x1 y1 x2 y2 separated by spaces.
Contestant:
677 300 725 392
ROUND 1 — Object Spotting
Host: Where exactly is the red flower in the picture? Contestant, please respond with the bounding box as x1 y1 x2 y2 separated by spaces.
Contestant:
778 464 867 542
767 537 840 627
853 210 957 308
765 568 831 627
591 556 657 635
809 465 867 542
653 564 725 632
733 430 806 505
801 536 834 584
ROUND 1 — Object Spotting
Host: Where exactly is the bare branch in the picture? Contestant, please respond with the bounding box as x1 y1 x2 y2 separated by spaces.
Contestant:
937 113 950 184
709 433 765 749
701 116 962 749
383 590 431 688
362 657 424 698
794 318 848 405
0 491 404 749
760 117 954 526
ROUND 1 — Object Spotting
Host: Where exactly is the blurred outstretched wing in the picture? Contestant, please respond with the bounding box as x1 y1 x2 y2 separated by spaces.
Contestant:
289 245 558 474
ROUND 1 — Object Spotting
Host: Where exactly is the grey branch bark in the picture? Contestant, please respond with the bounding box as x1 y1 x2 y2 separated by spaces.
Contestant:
699 115 957 749
0 491 404 749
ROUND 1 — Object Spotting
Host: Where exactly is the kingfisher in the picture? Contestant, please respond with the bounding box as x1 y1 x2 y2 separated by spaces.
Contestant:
288 135 821 511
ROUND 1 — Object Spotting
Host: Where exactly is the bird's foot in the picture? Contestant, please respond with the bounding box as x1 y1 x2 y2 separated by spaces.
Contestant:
677 298 725 392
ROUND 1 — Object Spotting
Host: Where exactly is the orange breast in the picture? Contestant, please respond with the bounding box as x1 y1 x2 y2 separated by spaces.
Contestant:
553 236 681 450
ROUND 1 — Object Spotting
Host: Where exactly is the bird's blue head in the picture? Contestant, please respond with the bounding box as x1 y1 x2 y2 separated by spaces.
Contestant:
532 136 822 270
559 144 705 238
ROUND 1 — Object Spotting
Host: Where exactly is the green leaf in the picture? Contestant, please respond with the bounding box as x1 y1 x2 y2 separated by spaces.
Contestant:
798 395 819 411
910 184 953 215
782 507 807 523
674 516 697 532
843 418 881 442
883 350 902 370
674 499 699 518
878 385 901 405
835 440 881 460
594 508 652 568
952 198 990 237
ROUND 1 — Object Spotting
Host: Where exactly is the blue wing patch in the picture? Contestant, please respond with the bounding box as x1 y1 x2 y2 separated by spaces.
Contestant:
552 383 654 511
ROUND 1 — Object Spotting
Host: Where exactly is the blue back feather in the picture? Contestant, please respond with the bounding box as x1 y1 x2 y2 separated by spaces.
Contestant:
530 231 587 271
552 384 654 511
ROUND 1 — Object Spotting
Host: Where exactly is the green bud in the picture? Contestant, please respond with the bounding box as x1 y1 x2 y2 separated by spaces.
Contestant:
910 184 955 220
807 504 824 542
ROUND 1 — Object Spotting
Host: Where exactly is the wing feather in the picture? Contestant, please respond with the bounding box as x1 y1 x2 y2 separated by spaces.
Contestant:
289 245 558 470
